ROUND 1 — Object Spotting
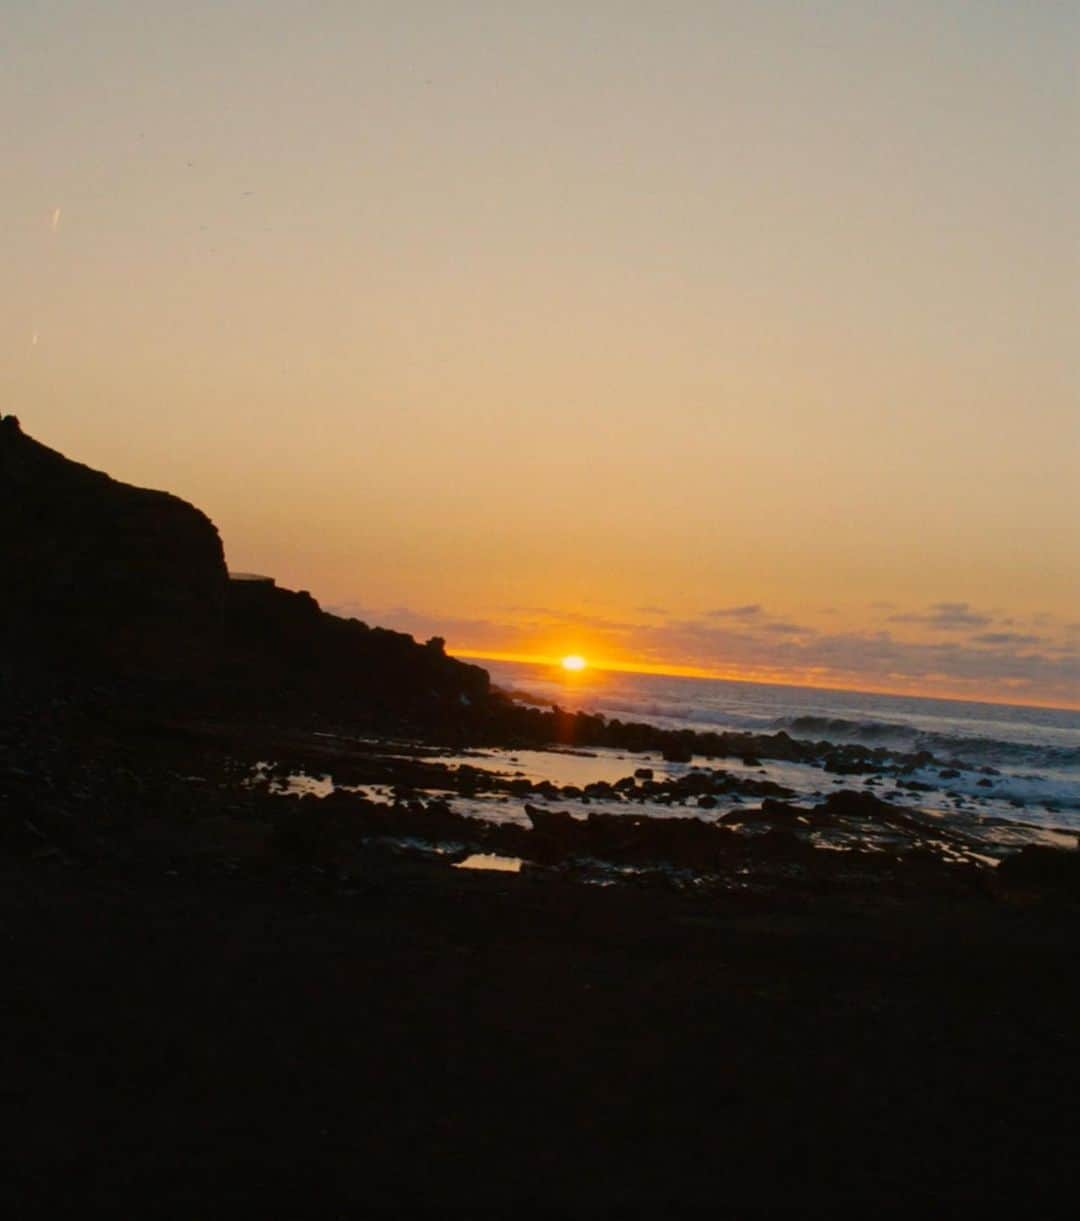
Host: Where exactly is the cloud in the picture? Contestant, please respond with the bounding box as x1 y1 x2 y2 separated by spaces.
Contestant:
612 617 1079 705
706 604 763 619
972 632 1044 647
890 602 993 630
635 605 669 616
760 621 813 636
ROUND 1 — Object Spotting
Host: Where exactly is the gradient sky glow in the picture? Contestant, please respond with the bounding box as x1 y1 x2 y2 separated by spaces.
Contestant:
4 2 1078 706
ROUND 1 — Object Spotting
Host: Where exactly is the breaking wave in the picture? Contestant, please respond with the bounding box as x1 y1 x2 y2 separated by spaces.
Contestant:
771 715 1080 770
592 695 776 733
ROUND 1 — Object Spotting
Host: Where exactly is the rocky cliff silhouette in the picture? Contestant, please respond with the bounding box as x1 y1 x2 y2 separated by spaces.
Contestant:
0 416 489 721
1 415 226 675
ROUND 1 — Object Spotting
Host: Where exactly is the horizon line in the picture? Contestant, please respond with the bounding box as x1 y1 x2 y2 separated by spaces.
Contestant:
449 649 1080 716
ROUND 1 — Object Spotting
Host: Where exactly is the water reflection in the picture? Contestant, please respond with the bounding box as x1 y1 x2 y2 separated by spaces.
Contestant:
453 853 523 873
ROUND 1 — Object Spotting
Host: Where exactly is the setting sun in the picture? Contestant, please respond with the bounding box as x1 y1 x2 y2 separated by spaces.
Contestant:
561 655 587 672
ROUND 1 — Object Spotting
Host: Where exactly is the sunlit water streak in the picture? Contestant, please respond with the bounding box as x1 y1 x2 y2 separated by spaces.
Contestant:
454 853 522 873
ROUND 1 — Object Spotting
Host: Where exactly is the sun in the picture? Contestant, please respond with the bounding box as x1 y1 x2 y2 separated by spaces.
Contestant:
561 655 587 672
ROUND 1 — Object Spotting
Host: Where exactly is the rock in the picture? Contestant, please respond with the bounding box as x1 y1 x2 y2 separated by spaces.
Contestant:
819 790 901 821
820 745 885 775
760 798 802 818
753 828 810 860
997 846 1080 894
634 768 654 780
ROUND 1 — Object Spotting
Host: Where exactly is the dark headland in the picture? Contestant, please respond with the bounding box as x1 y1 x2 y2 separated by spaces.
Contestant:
3 416 1079 1214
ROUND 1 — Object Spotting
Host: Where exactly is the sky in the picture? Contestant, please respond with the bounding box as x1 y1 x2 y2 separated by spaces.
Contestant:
4 1 1078 707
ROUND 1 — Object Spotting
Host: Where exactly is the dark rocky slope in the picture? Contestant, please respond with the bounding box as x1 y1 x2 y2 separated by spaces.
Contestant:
1 417 489 722
1 415 226 675
221 576 491 724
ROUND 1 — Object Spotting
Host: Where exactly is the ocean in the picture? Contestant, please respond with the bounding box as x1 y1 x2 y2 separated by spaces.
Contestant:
477 659 1080 834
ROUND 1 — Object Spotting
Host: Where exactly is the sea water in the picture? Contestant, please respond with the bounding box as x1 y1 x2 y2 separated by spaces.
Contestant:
479 660 1080 831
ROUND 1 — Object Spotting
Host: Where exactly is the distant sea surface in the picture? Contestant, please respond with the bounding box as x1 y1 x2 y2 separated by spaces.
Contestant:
479 660 1080 829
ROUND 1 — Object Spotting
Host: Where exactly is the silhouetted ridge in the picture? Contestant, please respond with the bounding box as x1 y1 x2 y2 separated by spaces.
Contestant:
1 414 226 675
222 576 490 720
0 416 490 723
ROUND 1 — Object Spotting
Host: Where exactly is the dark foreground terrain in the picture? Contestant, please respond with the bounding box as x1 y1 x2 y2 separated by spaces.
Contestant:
3 692 1079 1216
5 853 1080 1215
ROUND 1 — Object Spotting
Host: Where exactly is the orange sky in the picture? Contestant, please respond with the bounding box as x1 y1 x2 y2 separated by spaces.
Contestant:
4 3 1077 709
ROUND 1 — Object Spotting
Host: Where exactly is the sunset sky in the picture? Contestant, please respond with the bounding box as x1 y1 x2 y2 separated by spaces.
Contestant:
4 2 1078 707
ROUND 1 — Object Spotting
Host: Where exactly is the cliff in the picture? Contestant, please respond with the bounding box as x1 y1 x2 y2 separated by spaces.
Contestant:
1 416 227 676
1 417 490 723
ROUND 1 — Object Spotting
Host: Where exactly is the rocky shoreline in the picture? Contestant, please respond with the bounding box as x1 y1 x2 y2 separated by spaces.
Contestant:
4 705 1080 1213
6 675 1075 902
4 677 1080 1211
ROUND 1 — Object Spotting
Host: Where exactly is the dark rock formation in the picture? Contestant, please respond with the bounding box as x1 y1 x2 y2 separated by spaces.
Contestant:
996 845 1080 896
819 789 901 821
1 416 226 676
221 575 491 722
0 418 489 726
